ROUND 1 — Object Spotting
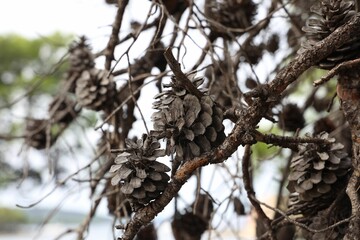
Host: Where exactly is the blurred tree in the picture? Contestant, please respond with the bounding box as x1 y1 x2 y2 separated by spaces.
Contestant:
0 33 73 186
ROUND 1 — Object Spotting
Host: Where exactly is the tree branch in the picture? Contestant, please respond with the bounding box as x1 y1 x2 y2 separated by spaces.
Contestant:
120 13 360 239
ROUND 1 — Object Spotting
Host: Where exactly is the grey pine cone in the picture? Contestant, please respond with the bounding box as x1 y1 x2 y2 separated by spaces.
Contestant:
287 132 352 216
110 134 170 210
68 36 95 74
299 0 360 69
151 75 226 174
205 0 257 39
75 68 116 111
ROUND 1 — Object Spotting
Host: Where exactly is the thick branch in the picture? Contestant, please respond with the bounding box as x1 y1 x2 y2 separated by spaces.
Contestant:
120 14 360 240
164 48 204 99
104 0 129 70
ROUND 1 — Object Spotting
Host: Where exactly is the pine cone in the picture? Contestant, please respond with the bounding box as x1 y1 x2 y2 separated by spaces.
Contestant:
152 0 189 15
25 119 56 149
240 42 265 65
192 194 214 221
205 0 256 39
233 197 246 216
110 134 170 210
302 193 351 240
106 181 132 217
171 211 208 240
278 103 305 132
266 34 280 54
287 132 352 216
48 96 80 125
152 75 226 174
68 36 95 74
135 223 158 240
299 0 360 69
75 68 117 111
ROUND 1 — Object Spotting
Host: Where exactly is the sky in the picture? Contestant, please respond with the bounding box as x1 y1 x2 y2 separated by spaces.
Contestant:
0 0 116 38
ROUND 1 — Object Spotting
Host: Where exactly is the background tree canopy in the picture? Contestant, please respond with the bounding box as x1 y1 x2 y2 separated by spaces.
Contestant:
1 0 360 239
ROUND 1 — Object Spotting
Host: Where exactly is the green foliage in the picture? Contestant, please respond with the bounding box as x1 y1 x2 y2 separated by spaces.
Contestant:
0 33 74 103
0 207 27 224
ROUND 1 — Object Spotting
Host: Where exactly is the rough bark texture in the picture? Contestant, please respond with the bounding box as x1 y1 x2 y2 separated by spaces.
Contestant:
338 69 360 239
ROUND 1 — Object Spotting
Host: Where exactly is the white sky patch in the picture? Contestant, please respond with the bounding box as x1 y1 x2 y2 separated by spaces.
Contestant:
0 0 116 38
